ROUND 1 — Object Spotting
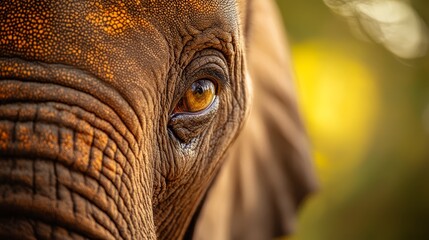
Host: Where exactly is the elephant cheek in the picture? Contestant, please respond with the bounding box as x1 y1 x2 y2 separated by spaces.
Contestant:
0 74 155 239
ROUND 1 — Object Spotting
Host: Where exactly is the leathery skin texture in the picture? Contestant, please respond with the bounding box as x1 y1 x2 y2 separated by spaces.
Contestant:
0 0 250 239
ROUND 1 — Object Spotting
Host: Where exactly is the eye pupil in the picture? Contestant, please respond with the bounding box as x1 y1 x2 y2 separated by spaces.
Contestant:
174 79 216 113
193 85 204 95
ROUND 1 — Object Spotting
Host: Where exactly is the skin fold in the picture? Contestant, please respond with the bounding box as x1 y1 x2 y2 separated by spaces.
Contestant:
0 0 316 239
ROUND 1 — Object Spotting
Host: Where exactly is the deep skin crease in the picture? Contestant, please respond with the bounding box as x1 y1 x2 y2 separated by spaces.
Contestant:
0 1 249 239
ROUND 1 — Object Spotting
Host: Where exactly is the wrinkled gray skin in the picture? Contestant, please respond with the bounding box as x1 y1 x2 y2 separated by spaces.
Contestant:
0 0 316 239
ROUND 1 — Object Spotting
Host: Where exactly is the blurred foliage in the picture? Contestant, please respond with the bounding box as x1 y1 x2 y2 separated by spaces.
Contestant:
276 0 429 239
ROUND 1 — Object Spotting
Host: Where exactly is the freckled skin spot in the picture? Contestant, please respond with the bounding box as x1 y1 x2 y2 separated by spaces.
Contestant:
86 2 135 35
0 131 8 141
91 149 104 172
58 128 76 164
0 129 11 151
187 0 219 13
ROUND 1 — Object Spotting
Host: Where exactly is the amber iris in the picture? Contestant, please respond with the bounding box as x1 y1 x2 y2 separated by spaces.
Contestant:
175 79 216 113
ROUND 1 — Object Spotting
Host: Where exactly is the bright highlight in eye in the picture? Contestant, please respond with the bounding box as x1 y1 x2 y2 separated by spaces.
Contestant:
175 79 216 113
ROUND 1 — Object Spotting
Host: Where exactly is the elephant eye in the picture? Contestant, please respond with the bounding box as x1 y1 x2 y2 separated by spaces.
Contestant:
174 79 216 113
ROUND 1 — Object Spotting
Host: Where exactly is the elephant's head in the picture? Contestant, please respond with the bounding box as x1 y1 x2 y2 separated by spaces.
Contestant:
0 0 316 239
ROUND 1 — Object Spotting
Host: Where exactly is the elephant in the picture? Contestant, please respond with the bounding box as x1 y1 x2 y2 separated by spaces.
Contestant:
0 0 317 239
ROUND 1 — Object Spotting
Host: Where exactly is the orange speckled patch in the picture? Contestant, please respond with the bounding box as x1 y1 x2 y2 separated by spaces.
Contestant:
0 129 10 152
186 0 218 13
86 2 135 35
0 8 50 51
90 148 104 173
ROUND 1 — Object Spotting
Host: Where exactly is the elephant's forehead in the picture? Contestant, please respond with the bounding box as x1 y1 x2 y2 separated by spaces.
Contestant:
0 0 239 82
0 0 238 34
86 0 239 34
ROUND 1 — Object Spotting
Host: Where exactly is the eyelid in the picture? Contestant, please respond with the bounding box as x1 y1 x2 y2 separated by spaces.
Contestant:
188 64 229 92
185 49 230 85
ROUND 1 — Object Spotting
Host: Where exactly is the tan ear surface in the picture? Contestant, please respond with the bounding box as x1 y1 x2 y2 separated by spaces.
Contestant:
193 0 318 239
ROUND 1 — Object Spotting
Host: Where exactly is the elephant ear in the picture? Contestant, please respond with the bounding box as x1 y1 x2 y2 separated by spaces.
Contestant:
192 0 318 239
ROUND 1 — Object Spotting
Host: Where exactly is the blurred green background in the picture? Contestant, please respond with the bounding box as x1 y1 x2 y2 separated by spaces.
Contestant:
275 0 429 239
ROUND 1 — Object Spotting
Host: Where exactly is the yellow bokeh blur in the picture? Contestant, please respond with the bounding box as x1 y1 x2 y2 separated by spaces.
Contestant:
278 0 429 239
293 40 378 183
